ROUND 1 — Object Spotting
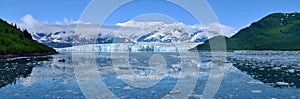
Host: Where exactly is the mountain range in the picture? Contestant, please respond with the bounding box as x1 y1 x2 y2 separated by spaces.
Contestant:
28 21 235 48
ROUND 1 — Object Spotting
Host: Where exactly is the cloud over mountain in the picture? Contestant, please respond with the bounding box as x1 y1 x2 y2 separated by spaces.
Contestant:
11 14 238 48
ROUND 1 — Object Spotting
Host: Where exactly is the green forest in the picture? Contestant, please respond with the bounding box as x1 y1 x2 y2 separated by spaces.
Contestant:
190 12 300 51
0 19 57 57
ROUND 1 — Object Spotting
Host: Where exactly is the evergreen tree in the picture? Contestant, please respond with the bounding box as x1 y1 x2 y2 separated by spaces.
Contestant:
23 29 33 40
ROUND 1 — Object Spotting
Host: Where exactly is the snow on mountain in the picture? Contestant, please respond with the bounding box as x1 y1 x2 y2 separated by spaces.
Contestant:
31 31 75 48
13 15 237 48
117 21 235 43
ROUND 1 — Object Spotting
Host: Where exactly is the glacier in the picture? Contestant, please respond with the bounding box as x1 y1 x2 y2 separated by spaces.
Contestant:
55 43 200 52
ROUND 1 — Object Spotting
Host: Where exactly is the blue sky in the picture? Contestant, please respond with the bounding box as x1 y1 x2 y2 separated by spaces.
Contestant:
0 0 299 28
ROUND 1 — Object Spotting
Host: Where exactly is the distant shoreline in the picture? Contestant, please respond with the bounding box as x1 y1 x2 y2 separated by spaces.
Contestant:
189 49 300 52
0 52 58 60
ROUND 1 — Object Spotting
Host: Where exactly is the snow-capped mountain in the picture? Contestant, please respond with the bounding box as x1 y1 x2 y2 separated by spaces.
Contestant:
29 21 236 48
136 25 208 43
31 31 74 48
31 30 135 48
14 15 237 48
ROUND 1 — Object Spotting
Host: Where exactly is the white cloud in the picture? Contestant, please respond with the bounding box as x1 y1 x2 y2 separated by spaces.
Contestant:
116 20 165 29
13 14 75 33
54 17 76 26
18 14 46 32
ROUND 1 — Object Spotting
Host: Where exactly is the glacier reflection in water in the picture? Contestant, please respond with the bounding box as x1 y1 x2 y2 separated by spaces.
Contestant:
1 51 300 98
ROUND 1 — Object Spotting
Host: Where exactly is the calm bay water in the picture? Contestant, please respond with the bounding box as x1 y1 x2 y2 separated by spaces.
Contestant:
1 51 300 98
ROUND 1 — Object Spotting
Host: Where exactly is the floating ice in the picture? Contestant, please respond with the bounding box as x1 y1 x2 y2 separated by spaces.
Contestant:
276 82 289 86
251 90 262 93
123 86 132 90
288 69 295 73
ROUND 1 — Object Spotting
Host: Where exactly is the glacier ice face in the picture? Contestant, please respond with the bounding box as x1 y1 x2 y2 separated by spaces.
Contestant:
55 43 199 52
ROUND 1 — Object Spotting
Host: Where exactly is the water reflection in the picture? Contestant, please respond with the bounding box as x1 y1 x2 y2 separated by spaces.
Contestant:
0 57 51 88
1 51 300 98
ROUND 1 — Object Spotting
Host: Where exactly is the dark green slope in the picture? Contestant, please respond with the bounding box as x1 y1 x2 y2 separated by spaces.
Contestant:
190 12 300 51
0 19 57 58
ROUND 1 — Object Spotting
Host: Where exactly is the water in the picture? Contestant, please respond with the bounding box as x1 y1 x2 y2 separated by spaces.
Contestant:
1 51 300 98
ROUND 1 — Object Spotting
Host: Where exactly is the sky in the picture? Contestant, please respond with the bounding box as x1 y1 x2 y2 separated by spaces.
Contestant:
0 0 299 29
